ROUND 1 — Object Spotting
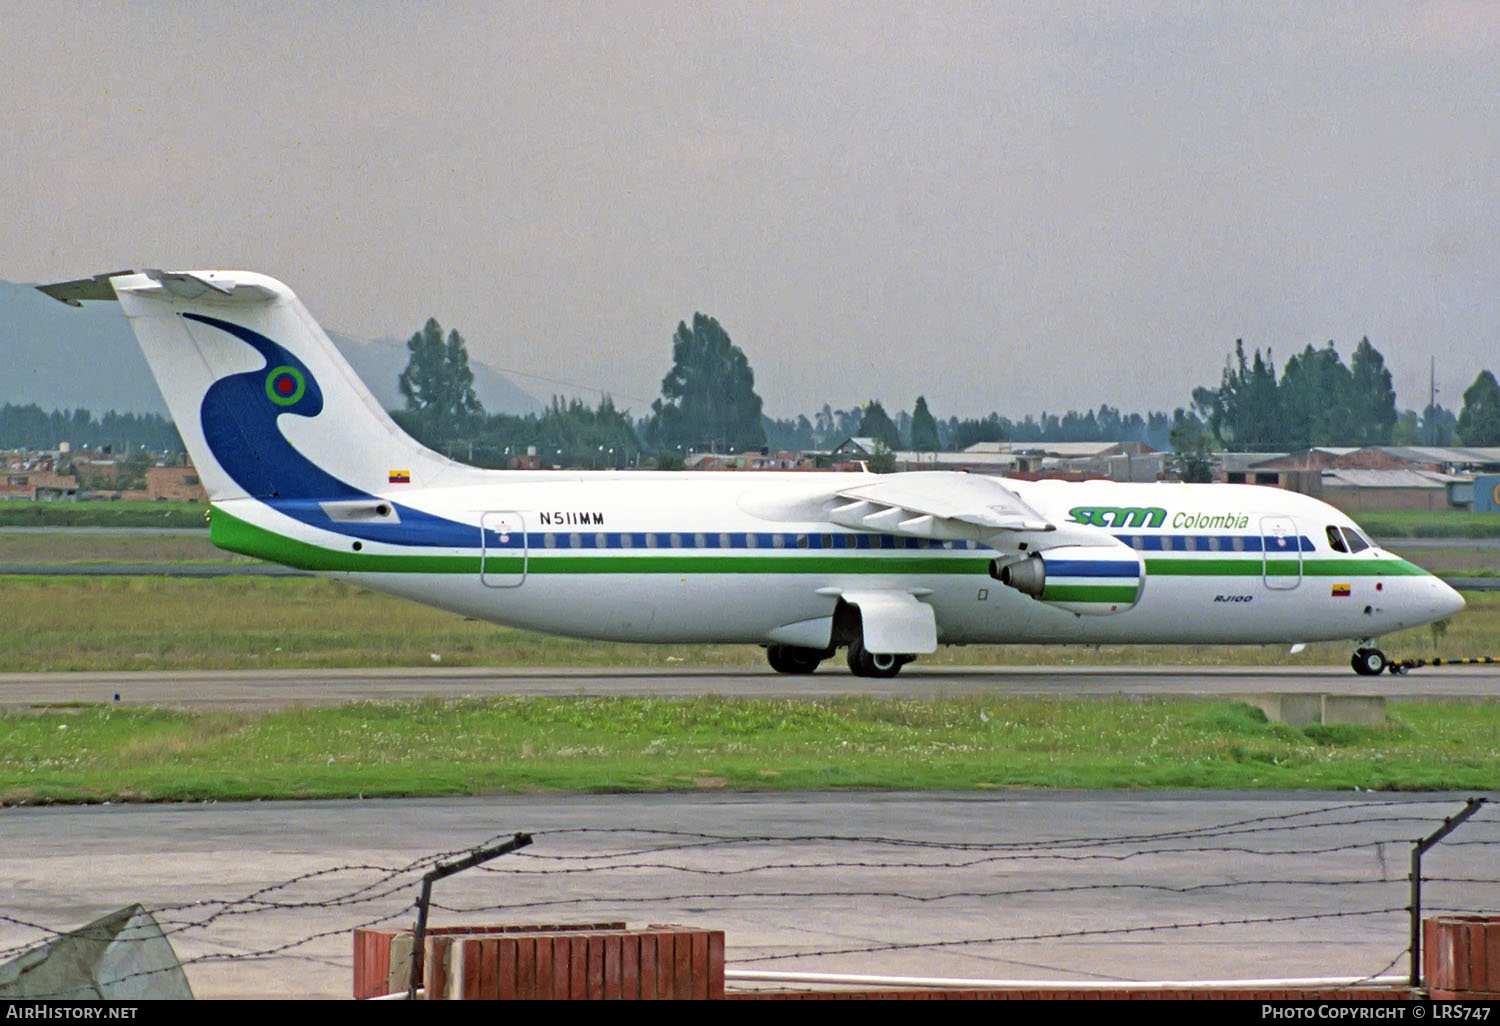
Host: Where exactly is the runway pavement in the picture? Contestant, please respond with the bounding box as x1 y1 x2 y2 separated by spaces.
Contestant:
3 792 1497 999
3 663 1500 712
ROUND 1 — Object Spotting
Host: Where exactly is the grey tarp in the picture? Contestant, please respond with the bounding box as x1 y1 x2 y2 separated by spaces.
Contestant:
0 904 192 1000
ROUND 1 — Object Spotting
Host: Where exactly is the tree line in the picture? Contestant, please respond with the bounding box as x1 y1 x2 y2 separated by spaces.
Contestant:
0 404 181 454
395 313 1181 468
10 312 1500 469
396 310 1500 470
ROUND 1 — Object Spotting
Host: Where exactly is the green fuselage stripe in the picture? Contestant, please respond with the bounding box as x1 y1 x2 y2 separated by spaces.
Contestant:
1040 585 1140 604
1142 557 1427 578
211 508 988 575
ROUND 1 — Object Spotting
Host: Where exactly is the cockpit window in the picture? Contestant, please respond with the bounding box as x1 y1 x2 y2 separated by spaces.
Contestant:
1325 526 1348 553
1341 527 1370 553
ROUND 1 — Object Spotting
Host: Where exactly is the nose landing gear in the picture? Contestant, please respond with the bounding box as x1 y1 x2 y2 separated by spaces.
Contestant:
1351 646 1387 676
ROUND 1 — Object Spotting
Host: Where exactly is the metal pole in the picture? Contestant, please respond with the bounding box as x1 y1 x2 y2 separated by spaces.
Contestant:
408 832 533 1000
1409 797 1486 989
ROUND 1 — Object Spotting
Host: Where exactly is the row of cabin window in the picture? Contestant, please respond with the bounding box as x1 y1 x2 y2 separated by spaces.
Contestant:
498 528 1374 555
523 532 980 551
1114 534 1313 553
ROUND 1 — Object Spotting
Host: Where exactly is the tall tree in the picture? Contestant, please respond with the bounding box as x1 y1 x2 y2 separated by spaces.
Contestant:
1458 371 1500 445
397 318 482 444
856 400 901 452
909 396 940 451
646 313 766 452
1167 409 1215 482
1422 402 1459 446
1391 409 1422 446
1278 342 1356 449
1349 338 1398 444
1194 340 1279 451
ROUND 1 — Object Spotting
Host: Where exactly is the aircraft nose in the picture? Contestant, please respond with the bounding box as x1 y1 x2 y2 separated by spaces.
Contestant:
1430 578 1466 621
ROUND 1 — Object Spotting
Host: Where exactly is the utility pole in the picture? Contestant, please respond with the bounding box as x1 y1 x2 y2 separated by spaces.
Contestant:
1428 356 1437 446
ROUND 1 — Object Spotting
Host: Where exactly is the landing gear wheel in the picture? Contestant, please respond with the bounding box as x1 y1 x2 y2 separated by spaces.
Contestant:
1352 647 1387 676
766 644 826 675
846 639 908 679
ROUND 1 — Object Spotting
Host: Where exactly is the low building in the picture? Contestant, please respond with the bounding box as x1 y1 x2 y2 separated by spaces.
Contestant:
687 450 821 471
959 441 1162 481
1243 447 1485 511
1318 469 1468 513
0 470 80 501
145 465 208 502
1216 452 1289 485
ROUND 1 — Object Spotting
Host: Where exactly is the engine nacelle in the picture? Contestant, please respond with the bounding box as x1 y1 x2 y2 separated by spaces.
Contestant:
990 544 1144 616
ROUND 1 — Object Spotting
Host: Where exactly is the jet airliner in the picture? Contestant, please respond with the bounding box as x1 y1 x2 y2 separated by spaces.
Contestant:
39 269 1465 677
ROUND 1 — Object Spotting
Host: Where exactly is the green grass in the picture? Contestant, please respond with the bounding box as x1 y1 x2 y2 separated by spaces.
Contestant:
0 532 247 565
3 697 1497 803
1359 510 1500 538
0 501 208 529
1 575 1495 672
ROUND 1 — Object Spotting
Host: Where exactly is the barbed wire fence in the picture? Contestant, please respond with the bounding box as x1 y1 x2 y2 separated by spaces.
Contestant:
1 797 1496 997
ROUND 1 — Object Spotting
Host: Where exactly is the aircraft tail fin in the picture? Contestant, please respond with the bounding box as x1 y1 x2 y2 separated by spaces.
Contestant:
39 270 465 503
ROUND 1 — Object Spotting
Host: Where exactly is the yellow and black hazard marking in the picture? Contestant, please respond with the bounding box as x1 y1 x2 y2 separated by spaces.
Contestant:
1388 655 1500 674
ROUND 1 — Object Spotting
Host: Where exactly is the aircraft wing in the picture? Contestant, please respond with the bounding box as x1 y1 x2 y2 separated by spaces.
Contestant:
830 471 1054 543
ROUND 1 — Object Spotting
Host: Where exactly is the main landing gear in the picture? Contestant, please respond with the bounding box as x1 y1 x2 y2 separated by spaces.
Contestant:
844 638 913 679
1351 645 1387 676
764 640 916 678
766 644 831 675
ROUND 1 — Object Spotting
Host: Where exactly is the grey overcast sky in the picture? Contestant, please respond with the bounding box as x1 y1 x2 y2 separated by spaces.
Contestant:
4 1 1498 421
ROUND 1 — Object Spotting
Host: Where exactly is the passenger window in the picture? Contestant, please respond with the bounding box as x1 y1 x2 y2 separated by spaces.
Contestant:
1326 526 1348 553
1341 528 1369 553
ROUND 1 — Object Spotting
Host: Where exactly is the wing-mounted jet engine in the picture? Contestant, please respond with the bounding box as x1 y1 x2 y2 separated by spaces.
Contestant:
990 543 1144 616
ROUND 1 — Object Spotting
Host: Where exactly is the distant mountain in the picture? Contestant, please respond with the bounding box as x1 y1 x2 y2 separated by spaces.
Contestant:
331 331 542 416
0 279 541 417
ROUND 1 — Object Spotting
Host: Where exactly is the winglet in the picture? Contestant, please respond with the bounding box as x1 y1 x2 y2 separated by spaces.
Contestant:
36 271 132 306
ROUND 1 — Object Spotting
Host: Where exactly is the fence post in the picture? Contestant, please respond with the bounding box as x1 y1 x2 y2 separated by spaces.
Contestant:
409 832 533 999
1410 798 1486 989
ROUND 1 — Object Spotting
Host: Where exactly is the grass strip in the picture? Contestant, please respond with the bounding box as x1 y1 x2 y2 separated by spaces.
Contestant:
1357 511 1500 539
0 501 207 529
3 697 1498 803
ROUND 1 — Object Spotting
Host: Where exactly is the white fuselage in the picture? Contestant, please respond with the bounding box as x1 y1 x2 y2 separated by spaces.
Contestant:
214 472 1462 649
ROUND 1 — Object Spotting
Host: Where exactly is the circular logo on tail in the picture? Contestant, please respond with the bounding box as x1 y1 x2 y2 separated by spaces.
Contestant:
265 366 306 406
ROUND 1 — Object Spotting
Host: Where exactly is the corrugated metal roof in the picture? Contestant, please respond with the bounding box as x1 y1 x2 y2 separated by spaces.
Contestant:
1322 468 1467 488
1378 446 1500 465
